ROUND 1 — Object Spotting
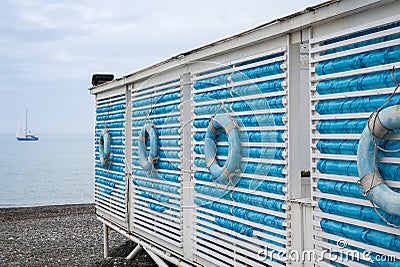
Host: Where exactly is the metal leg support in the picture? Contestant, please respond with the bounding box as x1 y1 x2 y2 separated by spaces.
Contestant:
144 247 169 267
103 223 109 258
126 244 143 260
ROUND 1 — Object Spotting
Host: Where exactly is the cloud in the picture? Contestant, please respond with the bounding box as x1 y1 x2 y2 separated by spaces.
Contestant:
0 0 324 133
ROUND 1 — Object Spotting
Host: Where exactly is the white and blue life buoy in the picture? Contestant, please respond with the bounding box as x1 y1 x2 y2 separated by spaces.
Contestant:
205 114 241 184
99 129 111 168
357 105 400 217
138 123 159 173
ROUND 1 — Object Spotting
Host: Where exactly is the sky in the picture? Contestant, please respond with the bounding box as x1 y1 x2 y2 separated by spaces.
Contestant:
0 0 324 134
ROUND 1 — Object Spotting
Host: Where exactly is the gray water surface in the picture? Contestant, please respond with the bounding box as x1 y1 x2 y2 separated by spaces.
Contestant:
0 133 94 207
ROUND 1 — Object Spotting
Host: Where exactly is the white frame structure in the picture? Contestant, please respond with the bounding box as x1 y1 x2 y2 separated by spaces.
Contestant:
94 86 129 229
310 7 400 267
130 71 186 255
90 1 400 266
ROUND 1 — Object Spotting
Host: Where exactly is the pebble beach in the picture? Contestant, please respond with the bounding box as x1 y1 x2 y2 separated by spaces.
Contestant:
0 204 156 267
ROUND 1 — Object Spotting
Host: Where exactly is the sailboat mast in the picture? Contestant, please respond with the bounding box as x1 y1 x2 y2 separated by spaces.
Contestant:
25 108 28 136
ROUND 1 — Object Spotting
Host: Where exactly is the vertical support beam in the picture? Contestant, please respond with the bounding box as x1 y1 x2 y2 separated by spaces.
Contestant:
181 72 194 261
103 223 109 258
287 34 301 200
302 199 314 267
290 199 314 267
94 94 99 209
287 31 312 267
287 33 311 200
125 83 133 230
308 26 321 266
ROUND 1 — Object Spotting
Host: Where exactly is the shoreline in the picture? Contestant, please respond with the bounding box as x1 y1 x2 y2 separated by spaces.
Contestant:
0 202 94 209
0 203 95 220
0 203 95 213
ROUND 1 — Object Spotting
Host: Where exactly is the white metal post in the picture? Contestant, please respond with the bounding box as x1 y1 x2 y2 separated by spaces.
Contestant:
103 223 109 258
287 31 312 267
308 26 319 267
126 244 143 260
287 32 300 267
287 34 307 200
181 72 194 261
125 83 132 230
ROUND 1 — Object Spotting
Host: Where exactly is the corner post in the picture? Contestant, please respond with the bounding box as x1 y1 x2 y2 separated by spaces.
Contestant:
180 72 194 261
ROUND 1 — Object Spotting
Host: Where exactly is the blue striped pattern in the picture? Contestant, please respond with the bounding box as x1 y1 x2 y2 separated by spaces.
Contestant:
193 52 288 254
95 94 126 208
132 81 182 217
313 21 400 262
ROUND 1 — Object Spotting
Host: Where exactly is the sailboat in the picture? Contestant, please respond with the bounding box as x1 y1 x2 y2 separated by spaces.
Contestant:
16 108 39 141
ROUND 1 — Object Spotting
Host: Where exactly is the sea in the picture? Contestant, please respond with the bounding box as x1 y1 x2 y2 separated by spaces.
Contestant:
0 133 94 207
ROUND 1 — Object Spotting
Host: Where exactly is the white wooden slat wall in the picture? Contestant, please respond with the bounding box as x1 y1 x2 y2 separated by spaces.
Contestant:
95 91 128 228
310 16 400 266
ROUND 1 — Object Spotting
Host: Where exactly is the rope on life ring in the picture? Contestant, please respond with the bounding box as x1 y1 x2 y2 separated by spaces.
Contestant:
204 114 241 185
357 105 400 219
99 129 111 168
138 123 159 173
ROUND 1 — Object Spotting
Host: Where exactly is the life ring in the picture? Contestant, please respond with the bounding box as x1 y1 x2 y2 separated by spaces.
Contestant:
99 129 111 168
357 105 400 217
204 114 241 184
138 123 159 172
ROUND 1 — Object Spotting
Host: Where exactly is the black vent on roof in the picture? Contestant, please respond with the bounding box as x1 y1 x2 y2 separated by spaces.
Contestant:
92 74 114 86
